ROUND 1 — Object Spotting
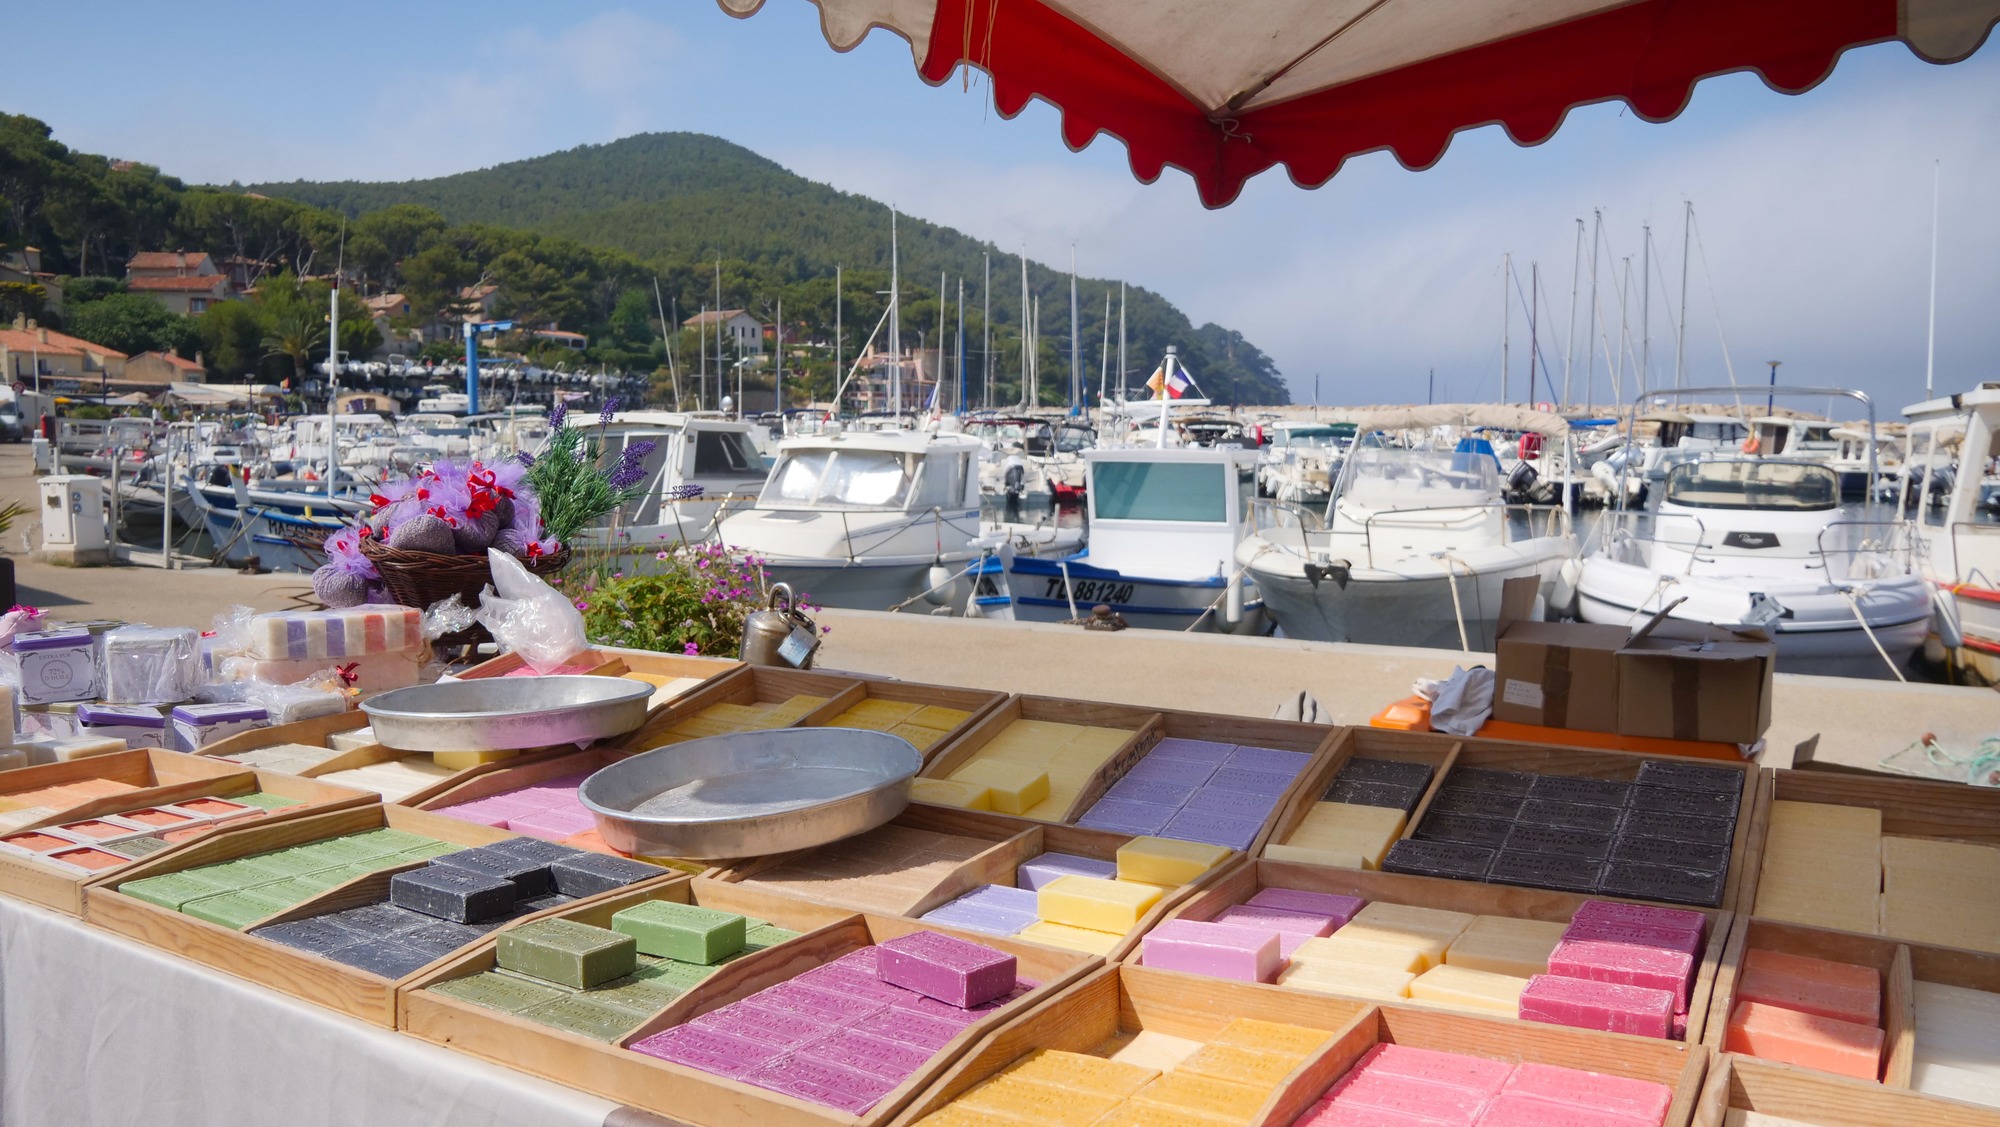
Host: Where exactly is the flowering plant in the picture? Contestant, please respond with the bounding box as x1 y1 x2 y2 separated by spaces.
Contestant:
524 399 657 545
564 542 807 657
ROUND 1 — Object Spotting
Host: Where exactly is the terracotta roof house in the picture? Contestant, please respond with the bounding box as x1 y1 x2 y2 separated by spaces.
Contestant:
681 308 764 355
126 350 209 384
0 318 129 382
125 251 233 315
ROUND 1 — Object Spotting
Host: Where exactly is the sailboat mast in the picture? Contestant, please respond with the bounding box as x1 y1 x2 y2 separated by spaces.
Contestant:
889 208 901 416
936 270 947 414
1926 160 1940 398
956 277 965 415
981 253 991 410
1098 289 1111 412
1018 253 1030 409
1501 251 1511 405
699 302 707 409
1676 200 1692 390
1068 246 1080 412
834 266 842 415
653 277 679 409
1586 208 1601 410
1640 227 1651 395
715 258 723 408
326 273 339 502
1564 218 1582 406
1117 282 1126 404
774 298 782 416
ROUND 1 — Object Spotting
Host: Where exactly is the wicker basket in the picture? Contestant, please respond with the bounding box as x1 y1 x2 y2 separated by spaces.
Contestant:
359 538 571 647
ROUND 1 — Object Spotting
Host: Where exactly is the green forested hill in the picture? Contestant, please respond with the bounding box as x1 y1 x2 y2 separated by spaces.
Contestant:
251 133 1290 405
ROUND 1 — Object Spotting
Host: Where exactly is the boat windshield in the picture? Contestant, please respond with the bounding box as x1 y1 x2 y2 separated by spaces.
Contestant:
1094 461 1229 522
1338 446 1500 508
760 448 915 510
1664 460 1838 511
1275 425 1350 449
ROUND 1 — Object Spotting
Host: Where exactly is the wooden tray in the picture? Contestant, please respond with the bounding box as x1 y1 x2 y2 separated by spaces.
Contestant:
1264 727 1462 861
1694 1053 2000 1127
458 646 737 683
400 876 1099 1127
197 709 370 759
0 767 376 916
616 665 868 751
1 748 257 826
797 675 1008 763
917 695 1164 823
1150 856 1735 1046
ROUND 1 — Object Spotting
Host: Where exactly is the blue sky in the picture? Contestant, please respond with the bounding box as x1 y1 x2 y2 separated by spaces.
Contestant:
4 1 1996 414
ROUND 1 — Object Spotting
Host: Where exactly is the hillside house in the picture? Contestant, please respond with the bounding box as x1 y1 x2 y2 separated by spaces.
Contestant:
532 329 587 351
683 308 764 356
1 247 64 314
0 318 129 383
126 251 232 315
126 350 208 384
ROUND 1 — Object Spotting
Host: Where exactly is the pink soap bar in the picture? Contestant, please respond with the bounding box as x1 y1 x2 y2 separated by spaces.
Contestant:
1354 1043 1512 1094
506 807 597 838
796 962 914 1003
693 1002 826 1048
1247 887 1366 925
806 1027 934 1081
1520 975 1674 1039
1502 1062 1673 1124
744 1053 900 1116
1565 902 1705 953
878 930 1018 1008
502 662 595 676
890 990 987 1026
851 1006 966 1050
1296 1100 1446 1126
1215 904 1340 937
628 1024 790 1076
1141 918 1282 983
1325 1068 1491 1124
747 982 890 1025
1548 939 1695 1012
1477 1092 1660 1127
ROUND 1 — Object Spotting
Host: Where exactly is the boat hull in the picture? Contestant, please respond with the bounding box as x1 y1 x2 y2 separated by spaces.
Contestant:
1005 555 1267 634
757 558 970 613
1249 538 1572 650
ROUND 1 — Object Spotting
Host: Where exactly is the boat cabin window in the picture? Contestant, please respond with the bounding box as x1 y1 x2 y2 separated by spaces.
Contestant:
1665 460 1838 511
1340 447 1500 507
1094 461 1229 522
1053 426 1093 454
1690 421 1748 444
759 448 915 510
692 429 761 475
909 451 971 509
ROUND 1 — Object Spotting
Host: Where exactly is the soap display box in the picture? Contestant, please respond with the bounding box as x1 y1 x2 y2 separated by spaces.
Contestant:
0 765 374 916
83 803 534 1022
1696 1052 2000 1127
203 711 578 808
1150 855 1734 1046
401 876 1096 1127
458 647 740 718
0 747 258 832
1261 726 1456 865
911 694 1161 823
794 673 1007 763
614 664 867 753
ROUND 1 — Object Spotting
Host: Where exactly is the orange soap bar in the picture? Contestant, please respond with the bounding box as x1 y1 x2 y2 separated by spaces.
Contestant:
1726 1000 1883 1080
1738 948 1881 1026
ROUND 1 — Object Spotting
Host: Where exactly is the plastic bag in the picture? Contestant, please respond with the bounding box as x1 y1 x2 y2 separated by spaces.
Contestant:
472 548 588 675
1418 665 1494 737
422 594 477 640
244 670 352 724
103 626 200 705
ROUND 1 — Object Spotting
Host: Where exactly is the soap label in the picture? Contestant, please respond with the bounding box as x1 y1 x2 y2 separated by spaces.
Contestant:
1501 679 1544 708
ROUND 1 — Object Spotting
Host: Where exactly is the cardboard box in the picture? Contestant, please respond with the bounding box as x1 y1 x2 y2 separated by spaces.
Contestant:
1617 619 1775 745
1492 578 1628 733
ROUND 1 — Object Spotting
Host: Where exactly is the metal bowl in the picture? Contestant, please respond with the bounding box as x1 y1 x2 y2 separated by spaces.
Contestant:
578 728 922 860
361 675 653 752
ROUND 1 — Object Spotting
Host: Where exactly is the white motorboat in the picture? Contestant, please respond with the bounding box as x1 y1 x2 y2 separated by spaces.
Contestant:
718 427 993 610
1005 445 1267 633
1902 382 2000 683
1238 404 1577 650
574 411 772 550
1256 421 1352 505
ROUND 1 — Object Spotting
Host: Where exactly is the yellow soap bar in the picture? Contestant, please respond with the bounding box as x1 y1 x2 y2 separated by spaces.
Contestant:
1289 935 1431 974
1879 888 2000 950
1883 836 2000 877
328 727 376 752
845 699 921 721
1017 920 1122 955
1758 848 1878 891
956 1075 1120 1127
915 1106 1031 1127
1350 902 1476 938
911 778 993 811
1286 802 1406 868
1109 1030 1207 1072
1770 800 1882 836
1278 959 1416 1001
1176 1042 1304 1088
1004 1050 1157 1098
1131 1070 1269 1124
911 705 974 729
891 724 951 751
1752 884 1880 934
1066 728 1134 757
1091 1106 1237 1127
1446 915 1569 977
1116 836 1232 886
431 749 519 770
1210 1018 1335 1061
1020 794 1078 823
1038 875 1163 933
950 760 1050 815
1261 843 1367 870
1410 963 1529 1015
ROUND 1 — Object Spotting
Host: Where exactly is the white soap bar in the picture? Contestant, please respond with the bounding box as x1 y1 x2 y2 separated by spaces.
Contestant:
1912 1060 2000 1108
329 727 376 753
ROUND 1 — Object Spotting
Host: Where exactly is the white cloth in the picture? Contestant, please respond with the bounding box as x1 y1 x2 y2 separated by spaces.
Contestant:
1416 665 1494 737
0 896 619 1127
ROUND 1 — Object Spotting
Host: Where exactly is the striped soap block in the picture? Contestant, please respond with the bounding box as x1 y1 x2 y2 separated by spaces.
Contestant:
251 607 424 661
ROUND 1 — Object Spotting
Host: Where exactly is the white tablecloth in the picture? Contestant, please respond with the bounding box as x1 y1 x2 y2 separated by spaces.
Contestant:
0 896 622 1127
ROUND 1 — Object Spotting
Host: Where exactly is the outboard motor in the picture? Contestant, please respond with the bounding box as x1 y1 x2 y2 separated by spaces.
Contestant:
1505 460 1539 502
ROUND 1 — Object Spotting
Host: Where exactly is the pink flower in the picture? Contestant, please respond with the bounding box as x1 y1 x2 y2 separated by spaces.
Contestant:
656 551 670 560
683 642 700 656
574 599 590 612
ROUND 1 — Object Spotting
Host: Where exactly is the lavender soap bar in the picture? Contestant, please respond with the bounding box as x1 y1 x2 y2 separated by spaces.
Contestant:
877 930 1018 1008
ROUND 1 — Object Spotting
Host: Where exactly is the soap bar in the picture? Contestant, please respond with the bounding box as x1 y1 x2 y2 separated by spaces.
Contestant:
1262 843 1369 869
1414 811 1515 849
1214 903 1340 940
1737 948 1880 1026
1130 1070 1271 1122
1447 915 1568 977
1016 920 1122 955
330 939 440 979
1634 758 1741 794
547 852 659 898
629 1023 791 1076
390 866 518 923
1608 834 1730 873
431 845 558 897
1037 875 1163 933
1124 756 1220 788
1351 1042 1512 1093
249 606 422 661
1160 808 1264 851
1288 802 1408 868
1278 958 1415 1000
496 918 637 989
1527 775 1631 807
1410 963 1529 1014
1476 1091 1656 1127
1621 809 1735 847
1726 1000 1883 1080
1627 783 1739 820
949 760 1050 815
956 1074 1122 1126
433 749 519 770
1291 935 1431 973
799 1028 935 1083
1520 974 1675 1038
1177 786 1282 822
1549 938 1695 1011
744 1053 901 1115
911 778 994 810
1149 737 1236 763
1520 798 1627 833
1382 838 1495 881
922 884 1041 936
878 930 1018 1007
1502 1061 1675 1124
1006 1049 1159 1098
1325 778 1425 811
1245 887 1364 925
1568 901 1706 945
1076 798 1177 835
1208 765 1296 797
1324 1066 1492 1122
181 888 290 930
1141 918 1281 982
610 900 747 963
1598 860 1726 907
1017 851 1118 890
1342 902 1475 949
1105 776 1202 807
1503 824 1615 861
1115 836 1231 886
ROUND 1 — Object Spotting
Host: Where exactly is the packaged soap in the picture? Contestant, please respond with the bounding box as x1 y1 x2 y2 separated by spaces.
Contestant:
12 628 101 705
102 626 200 704
169 702 269 752
77 703 171 749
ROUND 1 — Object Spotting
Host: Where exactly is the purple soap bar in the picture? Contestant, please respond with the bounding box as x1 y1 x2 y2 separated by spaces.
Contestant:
1246 887 1366 925
806 1027 935 1082
852 1006 966 1050
1124 756 1220 788
890 991 986 1026
744 1054 901 1116
1162 809 1262 851
1207 766 1297 797
1549 938 1695 1012
693 1001 826 1048
748 981 891 1024
1181 786 1282 821
1226 744 1312 777
922 891 1039 937
1105 776 1201 807
796 962 913 1002
878 930 1018 1008
1017 851 1118 891
629 1024 789 1076
1141 918 1281 983
1214 903 1338 939
1148 738 1236 763
1076 798 1177 835
835 946 880 973
968 977 1037 1013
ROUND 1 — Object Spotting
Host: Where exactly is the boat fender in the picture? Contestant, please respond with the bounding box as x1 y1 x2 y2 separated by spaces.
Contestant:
1591 460 1619 493
1225 576 1244 625
1931 586 1964 650
924 560 954 606
1550 558 1582 617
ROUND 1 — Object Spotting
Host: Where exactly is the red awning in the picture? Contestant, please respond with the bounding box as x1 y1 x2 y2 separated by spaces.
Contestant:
721 0 1998 207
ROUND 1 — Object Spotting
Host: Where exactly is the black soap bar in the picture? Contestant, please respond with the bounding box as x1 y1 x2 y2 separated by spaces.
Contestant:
1598 860 1726 907
1449 767 1537 795
1336 758 1435 790
1427 787 1526 821
1526 775 1631 807
431 846 557 898
1609 834 1731 873
486 836 592 865
1487 850 1604 894
517 892 580 914
1503 824 1614 862
1413 811 1515 849
1381 839 1494 882
321 902 432 937
391 867 518 924
252 916 367 955
1621 809 1735 846
399 920 491 956
329 939 440 979
1325 778 1424 812
1634 759 1741 795
550 852 662 898
1627 784 1740 820
1519 799 1627 833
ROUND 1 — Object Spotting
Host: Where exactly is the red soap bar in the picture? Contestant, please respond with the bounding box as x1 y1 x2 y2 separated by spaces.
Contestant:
1737 948 1881 1026
161 826 215 843
1725 1000 1883 1081
48 847 129 871
58 820 134 840
2 831 80 854
1565 901 1706 953
1353 1043 1512 1095
1477 1092 1661 1127
1323 1067 1491 1123
123 808 198 828
1501 1061 1673 1124
1548 939 1695 1012
1520 975 1674 1039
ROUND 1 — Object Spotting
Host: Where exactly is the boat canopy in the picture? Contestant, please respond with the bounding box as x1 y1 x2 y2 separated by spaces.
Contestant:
1354 404 1569 438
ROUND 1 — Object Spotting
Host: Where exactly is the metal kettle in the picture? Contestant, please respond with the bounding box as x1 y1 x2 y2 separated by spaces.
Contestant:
739 583 821 669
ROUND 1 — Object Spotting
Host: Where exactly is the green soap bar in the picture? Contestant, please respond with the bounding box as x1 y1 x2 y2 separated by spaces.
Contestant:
182 888 291 930
397 840 465 860
291 836 398 865
495 968 578 995
497 918 637 989
430 970 568 1014
106 837 170 859
121 871 233 910
231 792 303 810
743 923 800 952
196 856 293 889
520 995 644 1041
256 875 344 905
346 827 441 853
587 973 682 1017
609 901 746 964
626 957 716 991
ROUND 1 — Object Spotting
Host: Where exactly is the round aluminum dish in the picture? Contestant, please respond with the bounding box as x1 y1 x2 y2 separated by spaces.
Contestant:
361 675 653 752
578 728 921 859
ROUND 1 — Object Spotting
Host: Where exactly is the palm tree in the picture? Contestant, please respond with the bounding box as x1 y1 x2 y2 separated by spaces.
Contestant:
262 308 326 384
